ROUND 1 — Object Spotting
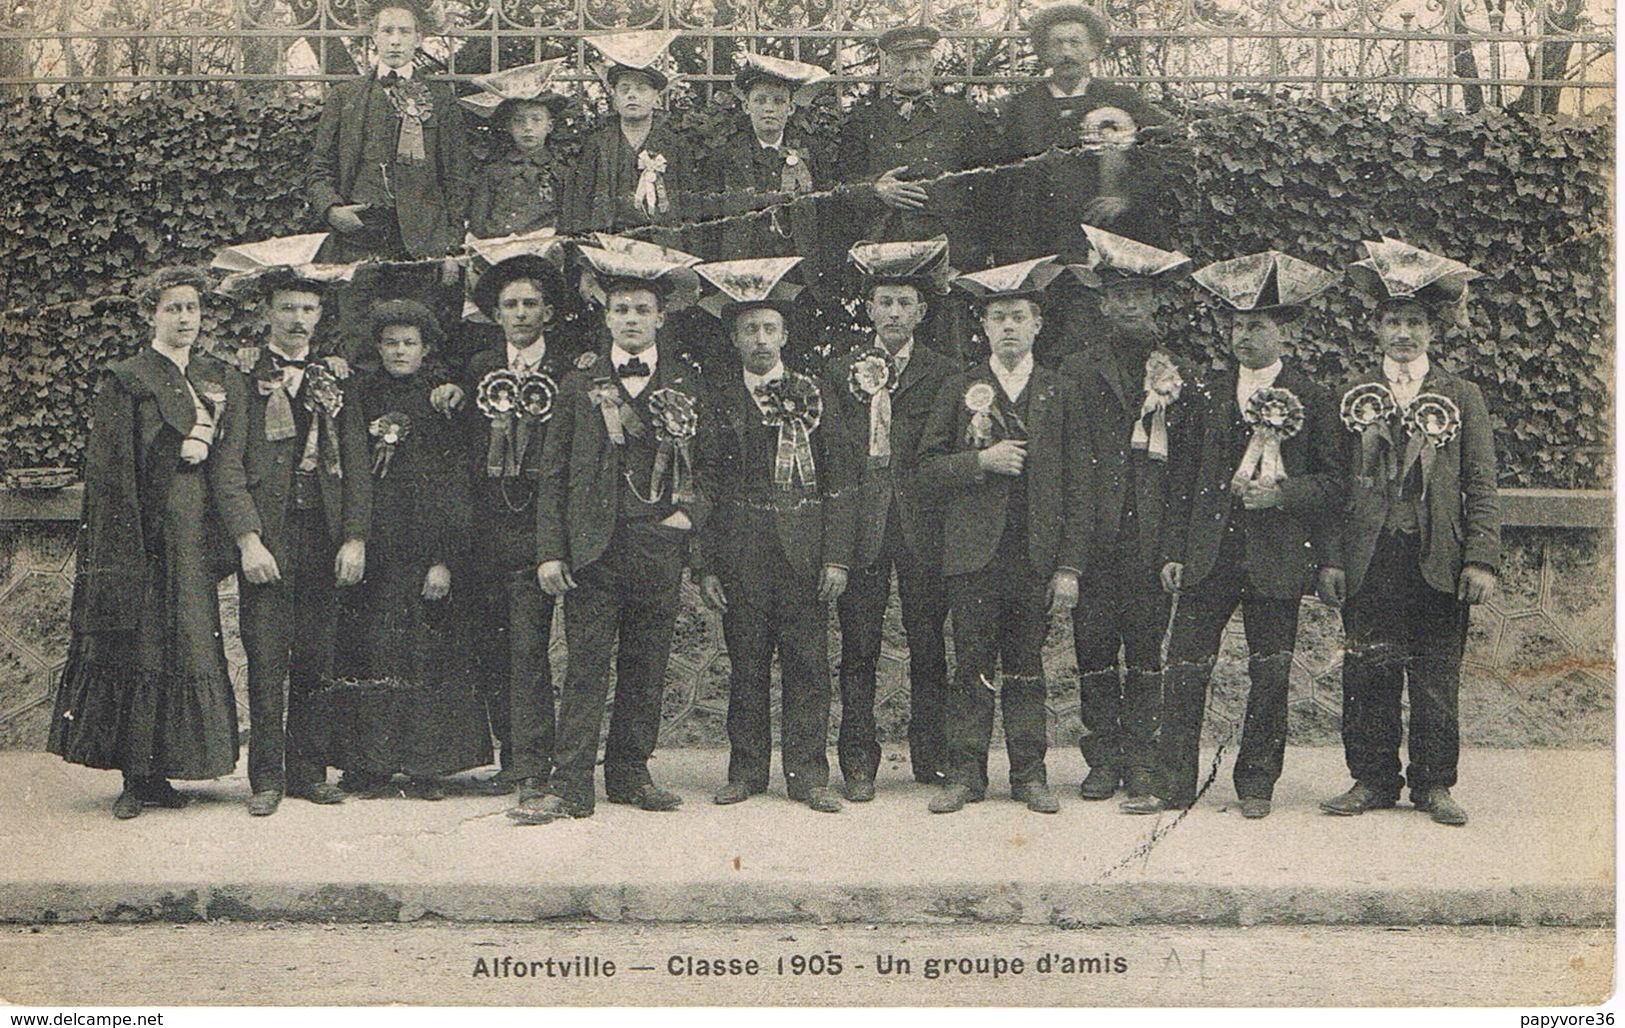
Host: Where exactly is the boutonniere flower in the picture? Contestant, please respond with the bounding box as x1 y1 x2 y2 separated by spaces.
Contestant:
517 370 558 422
302 362 345 419
1232 386 1304 493
847 346 899 466
369 411 412 478
296 363 345 477
642 387 701 505
478 368 551 478
587 377 643 446
476 368 521 418
1341 382 1400 484
1131 350 1183 462
964 381 997 447
755 373 824 490
1406 392 1461 448
634 150 670 216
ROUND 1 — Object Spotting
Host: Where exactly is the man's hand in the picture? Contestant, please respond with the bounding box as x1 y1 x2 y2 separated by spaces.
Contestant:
238 533 281 585
1160 561 1184 595
322 355 352 380
874 167 929 211
1241 480 1285 510
699 573 728 612
1079 195 1132 225
1316 567 1346 609
422 563 451 601
1457 565 1497 605
1046 570 1080 618
977 439 1027 476
328 204 367 234
180 439 210 465
429 384 465 416
818 565 849 603
659 510 693 532
538 559 576 597
335 538 366 587
439 257 462 287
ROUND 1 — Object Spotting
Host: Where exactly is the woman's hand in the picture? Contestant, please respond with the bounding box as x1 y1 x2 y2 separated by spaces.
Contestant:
422 564 451 601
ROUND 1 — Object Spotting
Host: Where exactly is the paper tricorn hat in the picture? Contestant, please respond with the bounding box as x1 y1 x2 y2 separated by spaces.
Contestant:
732 52 831 105
848 236 953 294
587 29 680 90
1073 224 1191 288
952 255 1066 305
1347 237 1480 310
576 237 700 310
1191 251 1338 313
210 232 360 298
460 59 572 120
694 256 804 321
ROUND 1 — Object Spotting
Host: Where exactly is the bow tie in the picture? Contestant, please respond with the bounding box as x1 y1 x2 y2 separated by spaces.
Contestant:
379 69 402 86
617 357 651 379
894 92 935 120
270 352 309 370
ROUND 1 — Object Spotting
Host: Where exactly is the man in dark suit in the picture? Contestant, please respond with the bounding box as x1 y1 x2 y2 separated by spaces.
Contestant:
1317 240 1499 827
697 257 858 814
824 238 959 798
215 269 372 816
911 256 1091 814
1056 226 1192 801
833 25 995 356
449 253 576 800
1121 252 1343 820
514 245 717 824
994 6 1169 365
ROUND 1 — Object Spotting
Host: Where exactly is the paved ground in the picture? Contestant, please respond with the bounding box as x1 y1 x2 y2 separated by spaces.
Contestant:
0 747 1612 927
0 923 1614 1006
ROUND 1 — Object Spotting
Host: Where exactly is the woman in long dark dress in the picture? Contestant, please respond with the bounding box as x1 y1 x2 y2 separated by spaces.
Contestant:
320 300 491 799
49 266 243 818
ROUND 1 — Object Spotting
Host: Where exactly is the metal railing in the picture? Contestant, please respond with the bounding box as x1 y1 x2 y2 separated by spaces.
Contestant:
0 0 1613 112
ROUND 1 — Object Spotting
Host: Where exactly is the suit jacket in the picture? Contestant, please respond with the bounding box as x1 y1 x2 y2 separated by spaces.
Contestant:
213 348 373 566
1159 362 1341 598
306 73 470 258
832 90 994 269
559 117 700 243
1325 364 1502 598
1059 334 1189 573
703 123 822 267
911 361 1091 579
535 347 717 574
74 349 245 633
703 372 859 586
822 341 957 570
460 342 575 574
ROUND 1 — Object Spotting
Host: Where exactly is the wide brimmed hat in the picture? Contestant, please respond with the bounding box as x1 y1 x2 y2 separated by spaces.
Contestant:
577 235 701 311
471 253 567 320
695 256 804 323
210 232 358 300
953 255 1066 307
367 298 444 347
1027 3 1112 48
1347 237 1480 319
732 52 832 105
877 25 941 52
461 59 572 123
588 29 680 91
1072 224 1191 289
1191 250 1337 315
848 236 953 296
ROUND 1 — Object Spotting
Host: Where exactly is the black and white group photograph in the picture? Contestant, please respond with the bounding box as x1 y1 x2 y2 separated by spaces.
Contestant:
0 0 1614 1014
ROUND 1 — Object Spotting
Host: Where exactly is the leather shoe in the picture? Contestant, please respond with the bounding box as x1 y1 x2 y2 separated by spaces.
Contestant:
338 771 391 796
507 794 590 825
514 776 549 802
1319 781 1399 816
913 770 945 785
112 788 144 820
137 778 189 809
843 779 877 803
1078 766 1121 800
463 772 517 797
1119 795 1173 815
288 782 346 805
247 789 283 817
1239 797 1272 819
803 786 843 813
928 783 982 814
1123 768 1156 799
608 783 683 812
1013 781 1060 813
407 777 448 801
713 781 762 805
1412 786 1468 826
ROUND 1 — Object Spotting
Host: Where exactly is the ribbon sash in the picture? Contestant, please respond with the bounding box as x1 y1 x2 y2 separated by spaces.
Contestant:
1232 428 1285 491
1130 393 1171 462
264 385 297 442
297 413 343 478
650 439 697 505
774 420 817 491
867 390 893 467
633 152 669 217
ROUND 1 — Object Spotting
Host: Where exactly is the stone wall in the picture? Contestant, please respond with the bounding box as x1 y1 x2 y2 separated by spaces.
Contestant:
0 519 1613 752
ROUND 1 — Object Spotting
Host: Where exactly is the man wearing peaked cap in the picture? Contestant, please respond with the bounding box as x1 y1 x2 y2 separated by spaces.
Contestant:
1057 225 1193 802
1121 251 1343 821
908 256 1092 815
1317 240 1498 828
820 239 960 798
695 256 860 815
511 244 719 824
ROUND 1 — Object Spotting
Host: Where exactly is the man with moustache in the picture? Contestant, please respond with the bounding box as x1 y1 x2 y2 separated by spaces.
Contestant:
218 268 371 816
823 238 958 797
911 256 1091 815
513 244 716 824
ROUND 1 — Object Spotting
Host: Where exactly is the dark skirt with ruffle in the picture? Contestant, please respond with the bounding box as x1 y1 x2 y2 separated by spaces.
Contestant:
48 469 239 779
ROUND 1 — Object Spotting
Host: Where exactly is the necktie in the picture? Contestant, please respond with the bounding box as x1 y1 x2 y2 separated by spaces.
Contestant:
618 357 651 379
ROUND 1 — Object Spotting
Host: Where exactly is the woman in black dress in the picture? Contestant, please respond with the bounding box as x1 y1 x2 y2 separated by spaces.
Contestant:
50 266 243 818
321 300 490 799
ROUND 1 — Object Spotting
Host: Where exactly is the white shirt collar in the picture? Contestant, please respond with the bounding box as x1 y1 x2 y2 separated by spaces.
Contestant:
1048 76 1092 99
989 353 1034 402
755 130 785 150
1236 359 1283 407
611 343 656 375
1383 352 1429 384
743 361 786 398
375 59 414 80
507 337 547 370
